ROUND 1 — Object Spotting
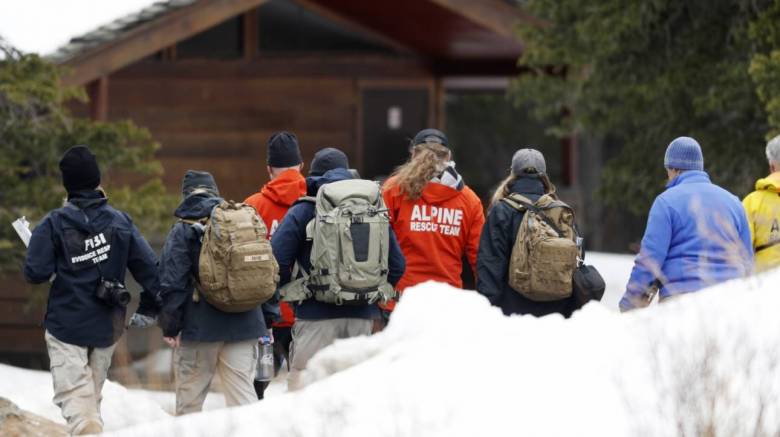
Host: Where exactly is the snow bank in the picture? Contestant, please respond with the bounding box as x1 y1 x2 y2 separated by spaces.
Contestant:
104 267 780 437
0 364 169 431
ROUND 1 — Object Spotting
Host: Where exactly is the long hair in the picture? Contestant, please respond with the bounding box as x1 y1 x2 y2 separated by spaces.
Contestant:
489 170 557 207
389 143 451 200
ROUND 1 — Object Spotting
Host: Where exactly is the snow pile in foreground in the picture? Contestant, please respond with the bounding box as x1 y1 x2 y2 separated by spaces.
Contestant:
106 268 780 437
0 364 169 431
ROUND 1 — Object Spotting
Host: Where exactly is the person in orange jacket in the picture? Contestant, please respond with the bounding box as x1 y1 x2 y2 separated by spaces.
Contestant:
243 131 306 399
382 128 485 314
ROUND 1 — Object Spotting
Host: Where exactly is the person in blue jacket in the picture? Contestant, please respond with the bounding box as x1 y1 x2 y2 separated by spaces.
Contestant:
619 137 753 311
158 170 278 415
24 145 160 435
477 148 580 317
271 148 406 390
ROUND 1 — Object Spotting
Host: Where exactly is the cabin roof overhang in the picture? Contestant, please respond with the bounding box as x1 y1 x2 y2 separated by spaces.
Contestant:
52 0 532 86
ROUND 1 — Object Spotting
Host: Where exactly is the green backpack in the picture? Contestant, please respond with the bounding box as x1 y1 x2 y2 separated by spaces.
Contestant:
192 200 279 312
280 179 395 305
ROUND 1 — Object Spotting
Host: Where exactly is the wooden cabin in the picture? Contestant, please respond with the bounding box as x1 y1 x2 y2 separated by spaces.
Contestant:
57 0 545 201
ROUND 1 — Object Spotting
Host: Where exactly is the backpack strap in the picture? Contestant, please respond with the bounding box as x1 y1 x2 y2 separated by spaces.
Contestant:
502 194 564 237
755 239 780 253
178 217 208 233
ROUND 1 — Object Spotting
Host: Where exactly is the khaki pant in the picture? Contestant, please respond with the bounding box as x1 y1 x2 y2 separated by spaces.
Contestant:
174 339 258 415
288 318 372 391
44 331 116 435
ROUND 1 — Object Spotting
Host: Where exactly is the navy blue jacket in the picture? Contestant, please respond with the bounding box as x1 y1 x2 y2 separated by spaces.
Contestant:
620 171 753 310
24 190 160 348
272 168 406 320
476 176 578 318
158 193 276 342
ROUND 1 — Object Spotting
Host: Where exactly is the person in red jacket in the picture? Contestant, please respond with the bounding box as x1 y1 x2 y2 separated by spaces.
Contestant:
382 128 485 314
243 131 306 399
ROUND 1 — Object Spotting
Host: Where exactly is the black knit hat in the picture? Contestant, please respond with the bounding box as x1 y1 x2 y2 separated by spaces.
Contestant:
412 128 448 147
181 170 219 197
267 131 303 168
309 148 349 176
59 145 101 193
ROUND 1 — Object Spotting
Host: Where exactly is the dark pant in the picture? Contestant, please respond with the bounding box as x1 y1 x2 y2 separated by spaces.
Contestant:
254 326 293 400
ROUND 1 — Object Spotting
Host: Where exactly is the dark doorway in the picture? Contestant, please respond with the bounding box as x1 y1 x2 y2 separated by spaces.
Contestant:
361 88 430 180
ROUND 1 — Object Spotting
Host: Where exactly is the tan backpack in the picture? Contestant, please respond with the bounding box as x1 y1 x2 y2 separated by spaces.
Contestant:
191 200 279 312
502 193 579 301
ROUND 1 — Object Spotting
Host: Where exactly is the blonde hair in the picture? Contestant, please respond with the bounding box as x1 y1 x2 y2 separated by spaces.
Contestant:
490 170 557 207
389 143 451 200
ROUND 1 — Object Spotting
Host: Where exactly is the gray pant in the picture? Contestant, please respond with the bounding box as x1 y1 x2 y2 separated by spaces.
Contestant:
174 339 258 415
288 318 372 391
45 331 116 435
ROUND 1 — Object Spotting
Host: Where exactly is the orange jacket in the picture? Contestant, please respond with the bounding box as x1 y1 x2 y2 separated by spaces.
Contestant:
244 169 306 327
382 178 485 310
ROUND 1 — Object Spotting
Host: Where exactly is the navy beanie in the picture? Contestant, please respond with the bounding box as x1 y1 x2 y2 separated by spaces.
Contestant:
267 131 303 168
181 170 219 197
664 137 704 171
309 148 349 176
59 145 101 193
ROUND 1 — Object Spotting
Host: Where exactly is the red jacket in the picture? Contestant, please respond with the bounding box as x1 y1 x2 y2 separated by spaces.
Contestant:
382 178 485 310
244 169 306 327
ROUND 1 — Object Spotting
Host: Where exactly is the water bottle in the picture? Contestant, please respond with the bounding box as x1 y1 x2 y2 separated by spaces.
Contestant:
255 336 274 382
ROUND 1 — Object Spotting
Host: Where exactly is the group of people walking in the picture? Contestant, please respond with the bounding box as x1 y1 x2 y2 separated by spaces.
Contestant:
22 128 779 435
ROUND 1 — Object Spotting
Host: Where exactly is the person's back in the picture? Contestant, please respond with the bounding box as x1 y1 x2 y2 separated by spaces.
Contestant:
477 149 577 317
620 137 753 311
383 129 485 301
742 135 780 272
24 145 159 435
159 170 276 415
658 171 752 292
384 178 483 290
272 148 405 390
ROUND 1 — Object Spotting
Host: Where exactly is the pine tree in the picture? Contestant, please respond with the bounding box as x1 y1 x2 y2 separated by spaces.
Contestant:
512 0 778 214
0 40 176 272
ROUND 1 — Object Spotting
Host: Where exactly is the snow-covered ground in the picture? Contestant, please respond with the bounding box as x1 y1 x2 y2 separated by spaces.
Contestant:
8 252 777 436
0 363 170 431
96 264 778 437
583 252 635 309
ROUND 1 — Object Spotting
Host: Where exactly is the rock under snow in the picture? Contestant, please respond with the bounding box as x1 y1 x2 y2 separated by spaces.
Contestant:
0 397 66 437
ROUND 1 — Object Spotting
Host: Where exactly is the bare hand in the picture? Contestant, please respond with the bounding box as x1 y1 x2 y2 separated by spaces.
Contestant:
163 334 180 348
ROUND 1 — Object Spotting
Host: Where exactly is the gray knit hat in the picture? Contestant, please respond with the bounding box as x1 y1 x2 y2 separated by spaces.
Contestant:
664 137 704 171
511 148 546 175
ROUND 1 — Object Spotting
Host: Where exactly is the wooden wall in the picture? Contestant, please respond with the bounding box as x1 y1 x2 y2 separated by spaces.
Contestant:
108 76 354 200
0 275 48 367
107 57 433 201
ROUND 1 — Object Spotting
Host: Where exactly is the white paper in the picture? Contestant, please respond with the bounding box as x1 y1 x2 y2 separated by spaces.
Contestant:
12 216 32 247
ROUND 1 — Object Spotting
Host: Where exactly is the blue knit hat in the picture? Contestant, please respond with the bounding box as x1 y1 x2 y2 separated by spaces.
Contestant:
664 137 704 171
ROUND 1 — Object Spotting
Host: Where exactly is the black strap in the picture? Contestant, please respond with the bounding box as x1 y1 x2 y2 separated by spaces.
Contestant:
755 239 780 253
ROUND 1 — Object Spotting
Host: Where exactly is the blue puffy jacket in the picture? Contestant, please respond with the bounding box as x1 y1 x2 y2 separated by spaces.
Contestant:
620 171 753 310
24 190 160 348
158 193 276 341
272 168 406 320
